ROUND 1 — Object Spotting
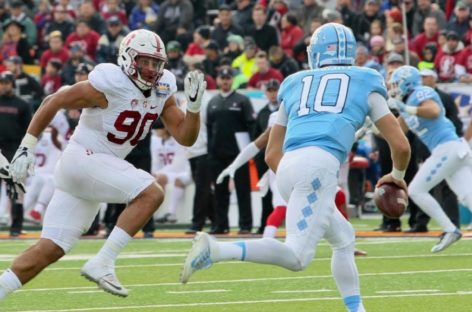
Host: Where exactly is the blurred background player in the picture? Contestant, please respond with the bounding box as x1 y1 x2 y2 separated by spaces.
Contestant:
151 123 192 224
181 24 410 312
24 126 62 223
388 65 472 253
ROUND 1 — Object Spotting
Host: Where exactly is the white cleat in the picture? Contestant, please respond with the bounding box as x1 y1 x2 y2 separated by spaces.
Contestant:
431 229 462 253
180 232 214 284
80 258 129 297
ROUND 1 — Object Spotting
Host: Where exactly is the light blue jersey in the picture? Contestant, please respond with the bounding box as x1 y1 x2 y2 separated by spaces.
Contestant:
279 66 387 163
401 86 458 152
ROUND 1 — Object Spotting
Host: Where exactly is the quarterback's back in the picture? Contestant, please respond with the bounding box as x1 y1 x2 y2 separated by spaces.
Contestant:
279 65 387 162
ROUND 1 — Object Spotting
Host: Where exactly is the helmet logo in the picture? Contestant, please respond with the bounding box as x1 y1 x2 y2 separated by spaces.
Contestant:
325 44 337 56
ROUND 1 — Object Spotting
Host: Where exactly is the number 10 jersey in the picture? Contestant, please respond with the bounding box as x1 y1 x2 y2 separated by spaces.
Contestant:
279 66 387 163
70 63 177 159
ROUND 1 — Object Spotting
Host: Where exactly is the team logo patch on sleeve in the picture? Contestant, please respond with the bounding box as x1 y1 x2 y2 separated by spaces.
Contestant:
155 83 170 97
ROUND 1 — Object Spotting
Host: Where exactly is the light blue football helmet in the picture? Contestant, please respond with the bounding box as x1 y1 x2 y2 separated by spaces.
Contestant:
307 23 357 69
389 65 421 98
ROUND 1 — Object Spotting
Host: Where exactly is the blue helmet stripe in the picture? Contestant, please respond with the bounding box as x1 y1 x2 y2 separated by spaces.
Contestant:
341 27 349 60
334 25 342 59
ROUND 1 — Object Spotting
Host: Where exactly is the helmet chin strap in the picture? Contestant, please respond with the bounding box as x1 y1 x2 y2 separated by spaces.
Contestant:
134 66 154 91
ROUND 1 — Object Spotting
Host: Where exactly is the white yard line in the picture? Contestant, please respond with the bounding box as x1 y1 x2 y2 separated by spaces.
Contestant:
15 268 472 293
167 289 229 294
272 289 334 293
67 290 104 294
376 289 440 294
11 291 472 312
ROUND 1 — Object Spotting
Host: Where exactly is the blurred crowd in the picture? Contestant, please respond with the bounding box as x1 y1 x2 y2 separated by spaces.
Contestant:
0 0 470 98
1 0 472 237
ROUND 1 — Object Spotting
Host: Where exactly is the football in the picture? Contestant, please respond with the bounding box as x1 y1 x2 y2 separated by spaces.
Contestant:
374 183 408 218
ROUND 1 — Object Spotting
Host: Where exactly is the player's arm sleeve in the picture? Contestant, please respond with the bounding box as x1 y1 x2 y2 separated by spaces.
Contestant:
160 70 178 102
267 112 278 129
369 70 388 100
88 64 117 95
367 92 391 122
410 87 438 108
275 102 288 127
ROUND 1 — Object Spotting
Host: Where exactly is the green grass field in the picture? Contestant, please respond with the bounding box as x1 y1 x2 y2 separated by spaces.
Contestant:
1 221 471 312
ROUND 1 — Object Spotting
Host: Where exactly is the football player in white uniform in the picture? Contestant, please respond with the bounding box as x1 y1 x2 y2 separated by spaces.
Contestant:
151 126 192 223
1 29 206 300
24 127 62 223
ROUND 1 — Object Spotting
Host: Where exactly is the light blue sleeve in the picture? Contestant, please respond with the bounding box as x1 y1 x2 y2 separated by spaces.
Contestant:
368 70 388 99
408 87 437 107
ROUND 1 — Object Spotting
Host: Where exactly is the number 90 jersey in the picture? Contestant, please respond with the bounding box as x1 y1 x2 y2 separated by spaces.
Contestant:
279 66 387 163
70 63 177 159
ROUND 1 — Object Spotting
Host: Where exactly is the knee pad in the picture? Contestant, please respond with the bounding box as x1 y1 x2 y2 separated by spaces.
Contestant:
324 214 355 250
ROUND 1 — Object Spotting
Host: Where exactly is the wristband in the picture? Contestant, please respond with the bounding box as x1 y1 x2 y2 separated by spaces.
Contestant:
20 133 38 149
404 106 418 115
391 167 406 180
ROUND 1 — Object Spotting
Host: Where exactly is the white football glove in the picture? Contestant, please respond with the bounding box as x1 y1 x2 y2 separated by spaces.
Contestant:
184 71 207 113
0 151 10 180
0 151 26 200
216 165 237 184
10 134 37 184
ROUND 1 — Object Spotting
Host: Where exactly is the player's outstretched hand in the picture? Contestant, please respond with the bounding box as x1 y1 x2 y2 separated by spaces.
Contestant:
0 151 26 200
0 151 10 178
185 71 207 113
376 173 408 194
216 165 236 184
10 145 35 184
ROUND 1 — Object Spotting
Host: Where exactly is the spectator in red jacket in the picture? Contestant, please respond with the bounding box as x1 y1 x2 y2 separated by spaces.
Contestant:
412 16 439 60
40 59 62 95
248 51 283 89
280 13 304 58
65 20 100 61
183 26 211 66
100 0 128 26
434 31 465 82
457 37 472 83
40 31 70 71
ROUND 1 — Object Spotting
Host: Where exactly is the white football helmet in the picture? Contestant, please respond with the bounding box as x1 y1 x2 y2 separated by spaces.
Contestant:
118 29 167 90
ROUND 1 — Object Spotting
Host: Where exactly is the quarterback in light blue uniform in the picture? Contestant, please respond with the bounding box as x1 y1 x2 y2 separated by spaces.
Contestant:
180 24 411 312
389 65 472 253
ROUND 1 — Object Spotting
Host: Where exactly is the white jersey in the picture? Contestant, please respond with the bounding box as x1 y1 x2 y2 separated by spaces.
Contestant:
151 133 190 175
71 63 177 159
34 128 61 175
